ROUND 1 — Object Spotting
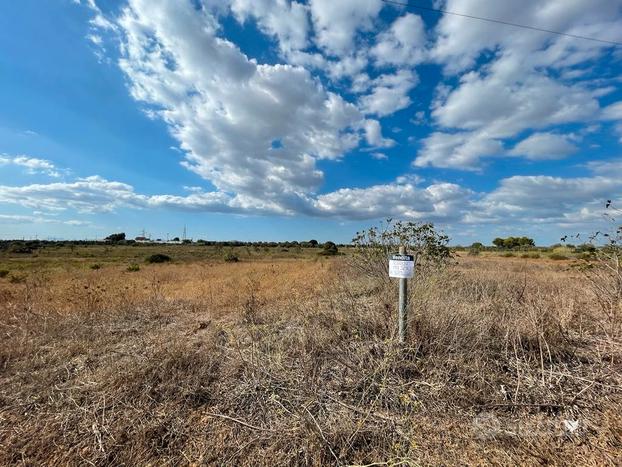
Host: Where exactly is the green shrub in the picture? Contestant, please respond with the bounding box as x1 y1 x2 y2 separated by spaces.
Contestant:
501 252 515 257
127 264 140 272
549 253 568 261
529 253 540 259
319 241 339 256
90 264 101 270
224 252 239 263
468 248 481 256
147 254 171 264
0 269 9 278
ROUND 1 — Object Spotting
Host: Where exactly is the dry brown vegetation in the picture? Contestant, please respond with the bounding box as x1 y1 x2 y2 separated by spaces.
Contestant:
0 252 621 465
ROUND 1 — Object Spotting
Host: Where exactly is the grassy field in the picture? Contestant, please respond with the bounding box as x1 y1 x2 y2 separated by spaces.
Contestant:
0 244 621 465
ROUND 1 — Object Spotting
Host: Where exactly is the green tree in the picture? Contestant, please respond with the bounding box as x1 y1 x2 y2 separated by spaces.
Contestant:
104 233 126 243
320 241 339 256
492 238 505 248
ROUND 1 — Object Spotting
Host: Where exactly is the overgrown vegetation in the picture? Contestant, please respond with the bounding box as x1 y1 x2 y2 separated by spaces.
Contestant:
350 219 451 284
0 220 620 464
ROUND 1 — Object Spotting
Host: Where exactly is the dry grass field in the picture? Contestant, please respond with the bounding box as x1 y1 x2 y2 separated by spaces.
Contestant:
0 247 621 465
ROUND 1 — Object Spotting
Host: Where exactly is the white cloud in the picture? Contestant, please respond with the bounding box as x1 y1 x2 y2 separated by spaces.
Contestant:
313 179 473 221
432 72 599 139
117 0 366 210
308 0 383 57
414 132 503 170
363 119 395 148
432 0 622 74
360 69 418 116
228 0 310 55
371 13 426 67
422 0 622 170
475 173 622 225
0 155 61 177
602 101 622 120
509 132 578 160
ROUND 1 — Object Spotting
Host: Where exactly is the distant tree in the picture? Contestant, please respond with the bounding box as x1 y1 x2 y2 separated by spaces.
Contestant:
308 239 319 247
492 238 505 248
493 236 535 249
320 241 339 256
104 233 126 243
182 239 192 244
172 237 180 242
471 242 484 249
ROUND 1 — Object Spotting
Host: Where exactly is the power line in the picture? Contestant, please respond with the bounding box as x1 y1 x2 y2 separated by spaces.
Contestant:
380 0 622 47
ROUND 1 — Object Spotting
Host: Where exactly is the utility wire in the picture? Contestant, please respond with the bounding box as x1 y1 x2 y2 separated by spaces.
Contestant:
380 0 622 47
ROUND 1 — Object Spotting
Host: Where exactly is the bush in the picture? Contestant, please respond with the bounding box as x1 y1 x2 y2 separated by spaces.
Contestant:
319 241 339 256
224 252 239 263
350 219 451 284
529 253 540 259
127 264 140 272
0 269 9 278
501 252 515 257
550 253 568 260
147 254 171 264
90 264 101 270
468 248 481 256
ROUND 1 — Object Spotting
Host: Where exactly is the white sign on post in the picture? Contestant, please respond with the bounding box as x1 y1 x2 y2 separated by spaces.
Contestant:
389 253 415 278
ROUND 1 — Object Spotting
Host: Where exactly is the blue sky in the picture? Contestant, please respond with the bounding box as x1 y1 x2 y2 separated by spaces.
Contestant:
1 0 622 245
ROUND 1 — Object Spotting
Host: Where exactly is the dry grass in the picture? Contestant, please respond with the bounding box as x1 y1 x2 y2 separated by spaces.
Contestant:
0 254 621 465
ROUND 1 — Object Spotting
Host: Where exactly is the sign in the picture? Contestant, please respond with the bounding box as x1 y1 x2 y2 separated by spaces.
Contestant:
389 253 415 278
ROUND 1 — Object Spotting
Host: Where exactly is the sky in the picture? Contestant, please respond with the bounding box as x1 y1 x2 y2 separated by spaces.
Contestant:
1 0 622 245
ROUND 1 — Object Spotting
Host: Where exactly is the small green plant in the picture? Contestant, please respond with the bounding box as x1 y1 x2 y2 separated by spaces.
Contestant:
0 269 9 278
224 252 239 263
127 264 140 272
90 264 101 270
146 254 171 264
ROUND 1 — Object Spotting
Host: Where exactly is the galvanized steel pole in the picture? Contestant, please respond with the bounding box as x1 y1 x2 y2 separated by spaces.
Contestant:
398 245 407 343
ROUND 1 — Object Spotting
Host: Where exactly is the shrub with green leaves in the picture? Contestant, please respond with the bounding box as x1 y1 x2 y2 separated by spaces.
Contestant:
126 264 140 272
0 269 9 278
350 219 451 283
318 241 339 256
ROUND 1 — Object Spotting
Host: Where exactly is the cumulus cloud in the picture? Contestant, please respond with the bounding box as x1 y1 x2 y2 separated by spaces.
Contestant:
414 132 503 170
418 0 622 169
67 0 622 234
360 69 418 116
371 13 427 67
117 0 365 208
0 155 61 177
228 0 310 55
509 132 578 160
308 0 383 57
314 179 473 221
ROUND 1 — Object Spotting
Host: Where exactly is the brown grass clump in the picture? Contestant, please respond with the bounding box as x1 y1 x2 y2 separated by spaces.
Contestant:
0 255 620 465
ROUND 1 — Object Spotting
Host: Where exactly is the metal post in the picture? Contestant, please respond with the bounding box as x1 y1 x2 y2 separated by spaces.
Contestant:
398 245 407 343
